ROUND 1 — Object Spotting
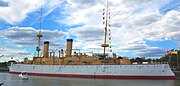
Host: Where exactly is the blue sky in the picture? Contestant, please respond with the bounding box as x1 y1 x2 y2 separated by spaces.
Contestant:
0 0 179 62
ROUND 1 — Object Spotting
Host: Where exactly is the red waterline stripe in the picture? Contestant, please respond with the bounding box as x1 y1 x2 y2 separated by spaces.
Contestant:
9 71 176 79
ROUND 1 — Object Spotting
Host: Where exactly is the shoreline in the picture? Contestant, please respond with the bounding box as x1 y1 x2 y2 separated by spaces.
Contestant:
0 67 9 71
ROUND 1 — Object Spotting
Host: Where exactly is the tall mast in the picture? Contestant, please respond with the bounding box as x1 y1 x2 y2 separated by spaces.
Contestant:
101 0 109 58
36 8 43 57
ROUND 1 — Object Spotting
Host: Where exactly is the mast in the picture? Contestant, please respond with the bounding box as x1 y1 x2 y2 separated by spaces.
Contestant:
36 8 43 57
101 0 109 58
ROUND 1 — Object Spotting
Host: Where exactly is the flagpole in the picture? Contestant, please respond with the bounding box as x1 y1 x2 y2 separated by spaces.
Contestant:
168 55 172 67
177 51 179 69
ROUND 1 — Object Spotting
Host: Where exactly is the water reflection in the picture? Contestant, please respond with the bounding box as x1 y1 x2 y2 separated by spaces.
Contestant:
0 72 177 86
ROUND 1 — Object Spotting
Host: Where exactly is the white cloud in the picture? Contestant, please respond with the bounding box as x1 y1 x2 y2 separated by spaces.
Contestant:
0 46 31 62
61 0 105 25
68 25 104 52
0 0 64 24
144 10 180 41
0 26 67 54
0 0 45 24
62 0 180 57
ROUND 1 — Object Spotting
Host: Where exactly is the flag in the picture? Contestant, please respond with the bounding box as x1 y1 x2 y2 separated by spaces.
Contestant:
103 17 105 20
102 12 105 15
103 8 105 11
172 51 178 55
165 49 173 56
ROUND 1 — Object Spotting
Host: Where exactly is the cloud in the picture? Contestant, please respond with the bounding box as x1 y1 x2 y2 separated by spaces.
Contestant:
121 0 155 7
68 25 104 51
0 0 64 24
67 0 101 9
112 10 180 57
69 25 104 41
118 41 166 57
0 26 67 47
0 0 44 24
60 0 105 25
61 0 180 57
144 10 180 41
0 46 31 61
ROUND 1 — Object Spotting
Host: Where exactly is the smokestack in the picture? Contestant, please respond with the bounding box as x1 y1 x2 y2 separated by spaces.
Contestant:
65 39 73 57
43 41 49 58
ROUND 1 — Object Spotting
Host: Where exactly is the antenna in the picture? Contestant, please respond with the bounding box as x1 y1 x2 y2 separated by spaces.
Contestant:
36 7 43 57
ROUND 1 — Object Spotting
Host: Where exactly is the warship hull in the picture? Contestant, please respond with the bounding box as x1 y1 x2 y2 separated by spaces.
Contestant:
9 64 175 79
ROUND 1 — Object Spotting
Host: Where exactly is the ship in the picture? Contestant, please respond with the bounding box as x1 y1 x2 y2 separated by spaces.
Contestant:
9 1 175 79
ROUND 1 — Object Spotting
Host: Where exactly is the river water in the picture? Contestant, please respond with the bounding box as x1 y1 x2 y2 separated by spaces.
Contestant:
0 72 180 86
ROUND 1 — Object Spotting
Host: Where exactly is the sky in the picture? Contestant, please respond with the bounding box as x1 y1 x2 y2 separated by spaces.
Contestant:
0 0 179 62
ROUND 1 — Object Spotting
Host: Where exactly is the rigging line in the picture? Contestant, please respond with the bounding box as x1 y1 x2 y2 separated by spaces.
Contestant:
99 0 107 7
39 7 42 34
110 10 123 19
100 0 122 19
